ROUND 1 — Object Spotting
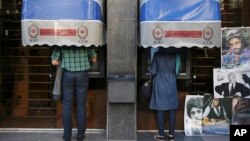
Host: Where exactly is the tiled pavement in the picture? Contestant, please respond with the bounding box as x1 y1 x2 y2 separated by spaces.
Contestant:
0 129 230 141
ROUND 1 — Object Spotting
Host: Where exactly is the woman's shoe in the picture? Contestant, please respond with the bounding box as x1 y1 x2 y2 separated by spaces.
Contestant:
154 134 167 141
167 134 175 141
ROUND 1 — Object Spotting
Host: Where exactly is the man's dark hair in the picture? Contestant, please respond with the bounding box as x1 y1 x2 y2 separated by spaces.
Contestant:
187 97 203 118
226 29 243 44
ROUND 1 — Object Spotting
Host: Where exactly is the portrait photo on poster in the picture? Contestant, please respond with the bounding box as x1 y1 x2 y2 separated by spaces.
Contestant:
213 68 250 98
184 95 204 136
221 27 250 69
202 94 231 135
231 97 250 125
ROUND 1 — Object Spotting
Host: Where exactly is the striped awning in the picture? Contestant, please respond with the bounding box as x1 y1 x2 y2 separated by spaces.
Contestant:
21 0 105 47
139 0 221 48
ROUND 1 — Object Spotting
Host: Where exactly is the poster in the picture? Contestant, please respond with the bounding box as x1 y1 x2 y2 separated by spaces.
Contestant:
213 68 250 98
232 97 250 125
184 95 204 136
202 94 231 135
221 27 250 69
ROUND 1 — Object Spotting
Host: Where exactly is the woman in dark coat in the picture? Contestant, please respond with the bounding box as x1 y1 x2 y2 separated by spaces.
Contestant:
150 47 180 141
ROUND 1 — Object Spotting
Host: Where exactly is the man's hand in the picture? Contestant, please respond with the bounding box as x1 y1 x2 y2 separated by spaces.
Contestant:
235 92 242 97
91 56 97 64
52 60 60 66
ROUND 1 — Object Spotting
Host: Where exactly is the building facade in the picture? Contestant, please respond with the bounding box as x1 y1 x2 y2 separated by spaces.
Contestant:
0 0 250 140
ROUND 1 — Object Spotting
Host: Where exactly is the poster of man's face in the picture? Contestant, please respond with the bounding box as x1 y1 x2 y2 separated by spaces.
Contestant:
232 97 250 125
213 68 250 98
184 95 204 136
221 27 250 69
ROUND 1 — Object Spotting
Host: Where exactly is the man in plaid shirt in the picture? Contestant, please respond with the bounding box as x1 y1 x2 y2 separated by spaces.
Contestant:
51 46 97 141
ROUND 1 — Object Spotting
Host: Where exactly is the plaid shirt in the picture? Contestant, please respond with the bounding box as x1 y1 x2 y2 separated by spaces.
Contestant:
51 47 97 72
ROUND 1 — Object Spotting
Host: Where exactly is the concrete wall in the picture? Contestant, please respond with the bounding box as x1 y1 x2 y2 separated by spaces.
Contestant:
106 0 137 140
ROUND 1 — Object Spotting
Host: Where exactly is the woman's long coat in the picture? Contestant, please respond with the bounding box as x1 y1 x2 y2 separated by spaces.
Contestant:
149 50 179 110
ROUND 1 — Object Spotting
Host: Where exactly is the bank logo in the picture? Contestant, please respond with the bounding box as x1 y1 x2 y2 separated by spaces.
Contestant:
153 26 164 40
78 26 88 39
28 23 39 38
203 26 213 41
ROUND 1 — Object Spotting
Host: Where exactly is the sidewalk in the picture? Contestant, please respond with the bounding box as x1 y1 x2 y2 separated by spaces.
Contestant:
0 129 230 141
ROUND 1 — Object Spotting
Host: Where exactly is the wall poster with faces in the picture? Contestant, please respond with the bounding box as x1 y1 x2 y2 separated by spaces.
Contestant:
221 27 250 69
213 68 250 98
184 93 250 135
232 97 250 125
202 94 231 135
184 95 204 136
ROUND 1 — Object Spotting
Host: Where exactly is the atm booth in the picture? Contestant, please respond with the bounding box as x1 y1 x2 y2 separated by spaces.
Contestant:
137 0 221 130
21 0 107 129
138 0 221 82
